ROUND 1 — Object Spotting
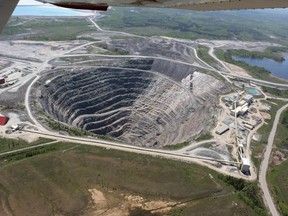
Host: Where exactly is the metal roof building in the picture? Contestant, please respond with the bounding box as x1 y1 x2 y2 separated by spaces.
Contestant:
215 124 229 135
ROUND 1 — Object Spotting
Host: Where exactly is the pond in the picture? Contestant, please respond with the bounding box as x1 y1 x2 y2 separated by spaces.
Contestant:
233 54 288 80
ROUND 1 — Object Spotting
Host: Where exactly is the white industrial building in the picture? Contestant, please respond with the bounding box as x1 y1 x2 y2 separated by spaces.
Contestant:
243 94 253 105
230 104 249 117
240 158 251 173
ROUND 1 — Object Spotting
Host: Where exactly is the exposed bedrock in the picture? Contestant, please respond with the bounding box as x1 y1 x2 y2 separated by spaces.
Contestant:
40 67 230 147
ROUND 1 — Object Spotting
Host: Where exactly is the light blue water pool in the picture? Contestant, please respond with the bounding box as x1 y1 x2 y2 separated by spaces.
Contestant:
246 88 261 95
223 96 235 102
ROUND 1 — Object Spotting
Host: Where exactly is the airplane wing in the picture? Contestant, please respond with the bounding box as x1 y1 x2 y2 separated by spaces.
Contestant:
0 0 19 33
1 0 288 33
36 0 288 11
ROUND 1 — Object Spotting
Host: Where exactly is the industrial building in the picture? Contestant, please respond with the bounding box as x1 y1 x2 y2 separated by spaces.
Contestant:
230 94 253 117
243 94 253 105
230 104 249 117
237 146 251 173
240 158 251 173
215 124 229 135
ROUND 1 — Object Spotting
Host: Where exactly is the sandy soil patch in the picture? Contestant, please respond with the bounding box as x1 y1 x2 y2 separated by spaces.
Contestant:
272 151 287 166
86 188 181 216
197 40 279 51
224 62 252 78
0 40 84 62
260 112 271 120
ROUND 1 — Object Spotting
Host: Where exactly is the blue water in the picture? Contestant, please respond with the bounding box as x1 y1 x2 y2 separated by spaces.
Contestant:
233 55 288 80
12 5 91 16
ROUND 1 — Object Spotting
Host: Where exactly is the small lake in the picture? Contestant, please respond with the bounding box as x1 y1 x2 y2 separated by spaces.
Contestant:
233 54 288 80
12 5 94 16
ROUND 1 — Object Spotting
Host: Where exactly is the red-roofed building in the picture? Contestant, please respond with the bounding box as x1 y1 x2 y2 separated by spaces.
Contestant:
0 116 9 125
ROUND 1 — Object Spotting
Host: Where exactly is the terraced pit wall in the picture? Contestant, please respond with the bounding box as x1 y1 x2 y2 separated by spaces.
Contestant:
39 66 230 147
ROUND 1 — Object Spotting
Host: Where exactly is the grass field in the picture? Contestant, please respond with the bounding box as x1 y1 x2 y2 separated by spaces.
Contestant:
0 137 53 153
97 7 288 44
262 86 288 98
197 45 221 70
268 161 288 216
1 17 94 41
274 108 288 150
168 194 257 216
163 141 190 150
0 141 264 216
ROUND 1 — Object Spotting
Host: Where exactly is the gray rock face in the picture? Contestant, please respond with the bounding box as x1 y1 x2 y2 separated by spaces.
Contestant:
40 67 229 147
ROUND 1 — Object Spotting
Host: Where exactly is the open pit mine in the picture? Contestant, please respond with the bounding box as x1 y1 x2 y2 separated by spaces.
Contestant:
39 64 230 148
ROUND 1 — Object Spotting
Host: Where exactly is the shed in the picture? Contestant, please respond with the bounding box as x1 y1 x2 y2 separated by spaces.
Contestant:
215 124 229 135
241 158 251 173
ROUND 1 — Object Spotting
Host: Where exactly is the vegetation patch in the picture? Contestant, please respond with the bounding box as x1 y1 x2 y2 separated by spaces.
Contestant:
0 137 53 153
195 132 213 142
163 141 190 150
45 117 115 141
97 8 288 44
218 175 267 216
197 45 219 69
262 86 288 98
2 17 94 41
268 160 288 216
274 108 288 150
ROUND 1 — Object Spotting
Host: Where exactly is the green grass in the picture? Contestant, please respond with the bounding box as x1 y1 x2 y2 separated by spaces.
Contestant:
2 17 94 41
45 116 115 141
274 108 288 150
197 45 220 69
168 194 258 216
0 141 266 215
218 175 267 216
262 86 288 98
163 141 190 150
195 132 213 142
98 7 288 44
169 175 266 216
0 137 54 153
268 160 288 216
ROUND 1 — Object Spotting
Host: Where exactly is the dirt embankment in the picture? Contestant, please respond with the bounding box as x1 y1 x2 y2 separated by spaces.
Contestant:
85 188 182 216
